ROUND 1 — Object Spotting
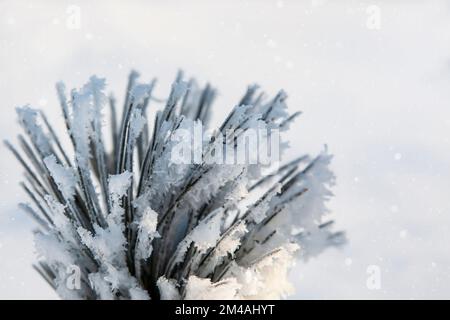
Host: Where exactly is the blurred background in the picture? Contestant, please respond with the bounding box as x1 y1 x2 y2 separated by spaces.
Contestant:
1 0 450 299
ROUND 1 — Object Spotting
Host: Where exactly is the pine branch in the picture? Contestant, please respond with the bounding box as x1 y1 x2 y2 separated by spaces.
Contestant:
6 71 345 300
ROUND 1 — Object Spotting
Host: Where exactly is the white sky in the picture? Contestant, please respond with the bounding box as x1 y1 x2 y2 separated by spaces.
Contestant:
1 0 450 299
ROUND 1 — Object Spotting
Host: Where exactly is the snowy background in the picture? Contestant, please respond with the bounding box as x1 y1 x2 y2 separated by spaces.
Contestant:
1 0 450 299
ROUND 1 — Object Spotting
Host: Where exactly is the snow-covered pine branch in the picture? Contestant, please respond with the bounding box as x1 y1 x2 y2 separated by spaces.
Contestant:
5 71 345 300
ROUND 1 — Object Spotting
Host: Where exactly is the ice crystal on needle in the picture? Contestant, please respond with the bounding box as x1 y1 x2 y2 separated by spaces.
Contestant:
6 71 345 300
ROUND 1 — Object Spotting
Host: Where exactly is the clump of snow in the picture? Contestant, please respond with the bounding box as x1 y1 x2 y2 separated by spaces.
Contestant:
16 106 52 156
188 210 223 252
44 155 77 201
157 277 181 300
108 171 132 221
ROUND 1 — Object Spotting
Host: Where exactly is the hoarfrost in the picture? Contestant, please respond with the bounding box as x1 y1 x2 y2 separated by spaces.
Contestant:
8 72 344 300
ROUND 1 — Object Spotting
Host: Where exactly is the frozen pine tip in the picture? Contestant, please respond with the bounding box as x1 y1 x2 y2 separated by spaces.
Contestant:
5 70 345 300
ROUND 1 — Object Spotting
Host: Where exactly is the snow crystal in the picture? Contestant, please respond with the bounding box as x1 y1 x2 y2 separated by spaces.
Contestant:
188 210 223 252
157 277 181 300
130 84 152 105
16 106 52 156
109 171 133 197
44 155 77 201
184 276 241 300
108 171 133 221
